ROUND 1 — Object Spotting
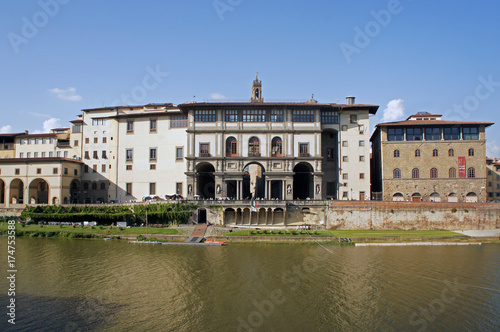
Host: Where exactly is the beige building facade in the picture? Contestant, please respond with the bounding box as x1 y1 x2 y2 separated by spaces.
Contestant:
371 113 493 202
486 158 500 201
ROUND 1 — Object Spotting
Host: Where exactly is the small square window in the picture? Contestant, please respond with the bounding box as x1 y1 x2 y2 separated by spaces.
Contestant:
64 168 68 175
342 141 348 147
342 192 348 198
176 147 184 160
150 164 156 170
102 164 106 173
126 165 133 171
359 173 365 179
37 168 42 174
93 165 97 173
15 168 20 175
85 138 90 144
359 156 365 162
341 125 348 131
53 168 58 174
127 121 134 133
103 137 107 143
359 140 365 147
350 114 357 123
94 137 98 144
342 173 348 180
343 156 348 162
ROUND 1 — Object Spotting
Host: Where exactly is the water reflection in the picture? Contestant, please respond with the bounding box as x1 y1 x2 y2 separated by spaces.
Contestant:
0 238 498 331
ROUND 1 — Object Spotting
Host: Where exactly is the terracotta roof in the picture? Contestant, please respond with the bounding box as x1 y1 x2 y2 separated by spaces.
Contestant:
178 102 379 114
0 133 25 138
376 120 494 127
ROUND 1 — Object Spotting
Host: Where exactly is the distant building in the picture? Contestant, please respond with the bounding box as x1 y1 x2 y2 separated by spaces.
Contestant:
371 112 493 202
486 158 500 201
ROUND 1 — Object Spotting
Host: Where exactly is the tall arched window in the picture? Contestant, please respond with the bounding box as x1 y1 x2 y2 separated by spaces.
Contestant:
84 182 89 190
415 149 420 157
394 150 400 157
271 137 282 157
100 182 106 190
449 167 457 178
433 149 439 157
468 167 475 178
393 168 401 179
248 137 260 157
430 168 438 178
91 182 97 190
412 168 419 179
468 148 474 156
449 149 454 157
226 137 237 157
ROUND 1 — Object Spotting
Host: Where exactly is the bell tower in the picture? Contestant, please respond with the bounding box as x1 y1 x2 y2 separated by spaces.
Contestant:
250 73 263 103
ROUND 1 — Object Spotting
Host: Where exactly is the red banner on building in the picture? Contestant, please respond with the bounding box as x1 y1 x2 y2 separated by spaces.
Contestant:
458 156 466 178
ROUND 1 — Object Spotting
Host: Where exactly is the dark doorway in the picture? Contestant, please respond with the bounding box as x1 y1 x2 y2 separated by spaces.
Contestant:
196 163 215 199
293 163 314 199
198 209 207 224
242 163 265 199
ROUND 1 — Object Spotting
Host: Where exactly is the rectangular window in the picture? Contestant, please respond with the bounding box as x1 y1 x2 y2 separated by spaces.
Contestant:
225 110 238 122
387 128 404 141
92 165 97 173
19 153 24 158
194 110 215 122
34 152 38 158
126 183 132 196
53 168 58 174
321 111 338 124
463 127 479 140
292 110 314 122
102 164 106 173
176 147 184 160
343 192 348 198
126 149 133 161
242 110 266 122
57 151 61 157
64 168 68 175
425 127 441 140
85 138 90 144
342 141 348 147
126 165 133 171
37 168 41 174
176 183 183 195
270 110 283 122
343 156 348 162
74 169 78 176
72 124 82 133
127 121 134 132
42 138 46 144
443 127 460 140
406 128 423 141
94 137 98 144
299 143 309 157
149 183 156 195
200 143 210 157
359 125 364 134
359 155 365 162
359 140 365 147
50 138 54 144
27 152 31 158
359 173 365 179
35 138 39 144
150 119 157 132
84 165 89 173
350 114 357 123
20 139 25 145
102 137 107 144
93 151 99 159
92 119 107 126
150 148 157 161
488 182 492 187
74 140 79 146
326 148 334 160
15 168 20 175
84 151 90 159
343 173 348 180
102 151 107 159
171 115 188 127
49 152 53 157
64 151 68 158
341 125 348 131
150 164 156 170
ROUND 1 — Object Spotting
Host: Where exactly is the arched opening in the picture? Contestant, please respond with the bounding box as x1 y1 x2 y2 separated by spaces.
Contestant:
465 192 478 203
224 208 236 225
271 137 283 157
242 163 265 199
70 179 81 204
448 193 458 203
248 137 260 157
29 178 49 204
0 179 5 204
196 163 215 199
273 208 284 225
293 162 314 199
429 192 441 202
10 179 24 204
321 129 338 199
411 193 422 202
392 193 404 201
226 137 237 157
52 197 58 205
258 208 266 225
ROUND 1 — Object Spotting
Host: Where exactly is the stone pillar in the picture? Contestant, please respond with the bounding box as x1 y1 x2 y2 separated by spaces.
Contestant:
5 184 10 208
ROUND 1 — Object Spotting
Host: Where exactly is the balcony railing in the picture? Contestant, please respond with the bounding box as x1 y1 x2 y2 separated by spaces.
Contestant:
298 153 310 157
248 152 261 157
199 152 211 157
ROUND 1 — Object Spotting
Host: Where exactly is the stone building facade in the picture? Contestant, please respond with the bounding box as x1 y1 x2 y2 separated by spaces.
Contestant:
371 113 493 202
486 158 500 201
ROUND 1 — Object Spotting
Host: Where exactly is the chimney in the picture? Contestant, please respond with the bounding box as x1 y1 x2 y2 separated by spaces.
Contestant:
346 96 355 105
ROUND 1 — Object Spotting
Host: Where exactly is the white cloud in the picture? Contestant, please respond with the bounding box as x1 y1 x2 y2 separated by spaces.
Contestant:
32 118 61 134
210 93 226 100
0 125 13 133
487 140 500 158
382 99 405 123
48 87 83 101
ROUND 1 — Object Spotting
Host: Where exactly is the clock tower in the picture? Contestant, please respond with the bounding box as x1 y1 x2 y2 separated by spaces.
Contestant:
250 73 263 103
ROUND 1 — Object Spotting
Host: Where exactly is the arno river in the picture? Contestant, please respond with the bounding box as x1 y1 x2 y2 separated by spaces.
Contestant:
1 238 499 331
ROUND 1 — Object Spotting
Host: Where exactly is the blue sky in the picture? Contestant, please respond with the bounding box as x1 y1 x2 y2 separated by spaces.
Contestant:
1 0 500 156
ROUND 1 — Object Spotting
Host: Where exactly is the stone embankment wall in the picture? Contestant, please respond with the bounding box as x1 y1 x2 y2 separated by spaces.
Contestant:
325 202 500 230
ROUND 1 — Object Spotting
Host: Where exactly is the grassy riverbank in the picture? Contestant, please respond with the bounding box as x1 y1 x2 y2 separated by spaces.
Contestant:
0 222 178 237
224 229 464 238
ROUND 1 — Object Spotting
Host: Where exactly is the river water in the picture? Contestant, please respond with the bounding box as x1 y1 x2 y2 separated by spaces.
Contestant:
1 238 499 331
